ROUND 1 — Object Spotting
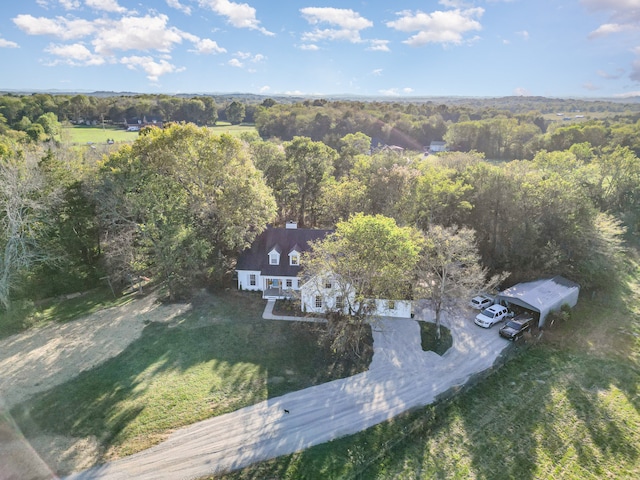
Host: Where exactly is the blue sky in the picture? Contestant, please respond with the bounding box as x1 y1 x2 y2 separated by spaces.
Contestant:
0 0 639 97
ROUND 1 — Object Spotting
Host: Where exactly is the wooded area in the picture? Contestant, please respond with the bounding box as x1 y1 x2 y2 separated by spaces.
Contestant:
0 93 638 315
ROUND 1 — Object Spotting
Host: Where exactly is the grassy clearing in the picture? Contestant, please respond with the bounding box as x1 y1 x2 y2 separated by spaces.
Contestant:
11 290 371 466
419 321 453 356
206 123 257 137
0 287 133 340
61 125 140 145
217 261 640 479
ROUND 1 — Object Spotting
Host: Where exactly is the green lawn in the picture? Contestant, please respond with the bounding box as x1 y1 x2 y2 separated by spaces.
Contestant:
206 122 257 137
61 125 140 145
10 290 371 469
60 123 257 146
216 261 640 479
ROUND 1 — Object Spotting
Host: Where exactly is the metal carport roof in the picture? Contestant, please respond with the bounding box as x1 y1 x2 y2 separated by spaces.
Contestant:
495 276 580 327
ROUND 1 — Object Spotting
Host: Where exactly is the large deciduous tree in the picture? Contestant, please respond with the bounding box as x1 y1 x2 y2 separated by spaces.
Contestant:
95 123 276 299
284 136 337 227
302 213 421 356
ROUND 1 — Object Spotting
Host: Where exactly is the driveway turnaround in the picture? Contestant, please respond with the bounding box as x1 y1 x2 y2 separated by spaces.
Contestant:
67 306 510 480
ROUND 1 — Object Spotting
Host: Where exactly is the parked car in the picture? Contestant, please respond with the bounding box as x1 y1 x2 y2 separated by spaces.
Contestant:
499 313 535 340
470 294 493 310
474 304 512 328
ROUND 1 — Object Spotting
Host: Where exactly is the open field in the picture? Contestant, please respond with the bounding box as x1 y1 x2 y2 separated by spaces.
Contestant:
61 123 257 146
217 260 640 479
206 122 257 137
6 290 370 475
62 125 140 144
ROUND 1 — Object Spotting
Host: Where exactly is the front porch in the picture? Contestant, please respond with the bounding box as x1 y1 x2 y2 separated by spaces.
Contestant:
262 277 296 299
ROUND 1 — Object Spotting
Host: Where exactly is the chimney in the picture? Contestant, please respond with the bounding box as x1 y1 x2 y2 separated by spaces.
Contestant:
286 221 297 229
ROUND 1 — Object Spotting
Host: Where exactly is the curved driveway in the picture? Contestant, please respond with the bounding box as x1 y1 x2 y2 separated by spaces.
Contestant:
67 305 510 479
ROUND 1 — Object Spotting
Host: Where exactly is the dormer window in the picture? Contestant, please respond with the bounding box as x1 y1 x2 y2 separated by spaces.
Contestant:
289 247 301 266
268 246 281 266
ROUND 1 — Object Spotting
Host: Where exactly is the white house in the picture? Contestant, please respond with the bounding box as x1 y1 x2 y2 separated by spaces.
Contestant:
235 223 331 299
299 273 413 319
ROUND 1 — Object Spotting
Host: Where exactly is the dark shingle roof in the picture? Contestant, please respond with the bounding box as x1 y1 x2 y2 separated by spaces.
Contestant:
236 227 332 277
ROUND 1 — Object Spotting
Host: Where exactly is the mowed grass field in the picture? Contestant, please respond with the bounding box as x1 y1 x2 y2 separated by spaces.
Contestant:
217 260 640 479
62 125 140 144
63 123 257 146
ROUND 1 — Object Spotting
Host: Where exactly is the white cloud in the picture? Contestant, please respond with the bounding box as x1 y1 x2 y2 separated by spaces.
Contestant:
299 43 319 51
583 82 601 91
516 30 529 40
45 42 105 65
259 85 270 93
379 88 400 96
190 38 226 54
13 14 96 40
0 38 19 48
371 68 383 76
367 39 390 52
589 22 637 38
613 90 640 97
198 0 273 35
403 87 414 94
59 0 81 9
582 0 640 19
166 0 192 15
92 14 184 55
300 7 372 44
120 55 183 81
85 0 127 13
387 7 484 46
228 58 243 67
514 87 530 96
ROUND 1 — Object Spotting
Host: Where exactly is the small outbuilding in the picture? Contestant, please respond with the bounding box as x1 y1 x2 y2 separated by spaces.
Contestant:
495 276 579 328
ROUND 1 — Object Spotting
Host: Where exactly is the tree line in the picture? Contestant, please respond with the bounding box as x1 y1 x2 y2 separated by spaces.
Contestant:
0 98 638 314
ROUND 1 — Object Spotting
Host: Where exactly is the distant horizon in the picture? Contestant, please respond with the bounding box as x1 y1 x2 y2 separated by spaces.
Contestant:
2 87 640 103
1 1 640 98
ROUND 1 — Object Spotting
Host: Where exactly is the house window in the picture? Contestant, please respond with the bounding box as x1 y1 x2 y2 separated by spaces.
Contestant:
286 279 292 288
388 300 396 310
269 254 278 265
290 255 299 266
325 280 332 289
315 295 322 308
249 274 256 286
336 296 344 309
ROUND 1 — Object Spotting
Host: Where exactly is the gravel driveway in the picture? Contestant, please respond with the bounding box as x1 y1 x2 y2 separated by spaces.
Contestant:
66 304 510 480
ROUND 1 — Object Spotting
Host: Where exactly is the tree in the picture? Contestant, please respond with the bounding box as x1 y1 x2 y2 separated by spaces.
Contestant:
416 225 506 339
36 112 61 139
0 151 60 310
302 214 422 356
226 101 246 125
96 123 276 299
283 136 337 227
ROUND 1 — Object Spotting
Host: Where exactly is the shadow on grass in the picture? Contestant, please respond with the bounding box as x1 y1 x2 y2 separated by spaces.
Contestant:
9 291 371 471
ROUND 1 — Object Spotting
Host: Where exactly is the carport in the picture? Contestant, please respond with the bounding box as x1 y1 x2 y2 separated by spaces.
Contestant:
495 276 580 328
